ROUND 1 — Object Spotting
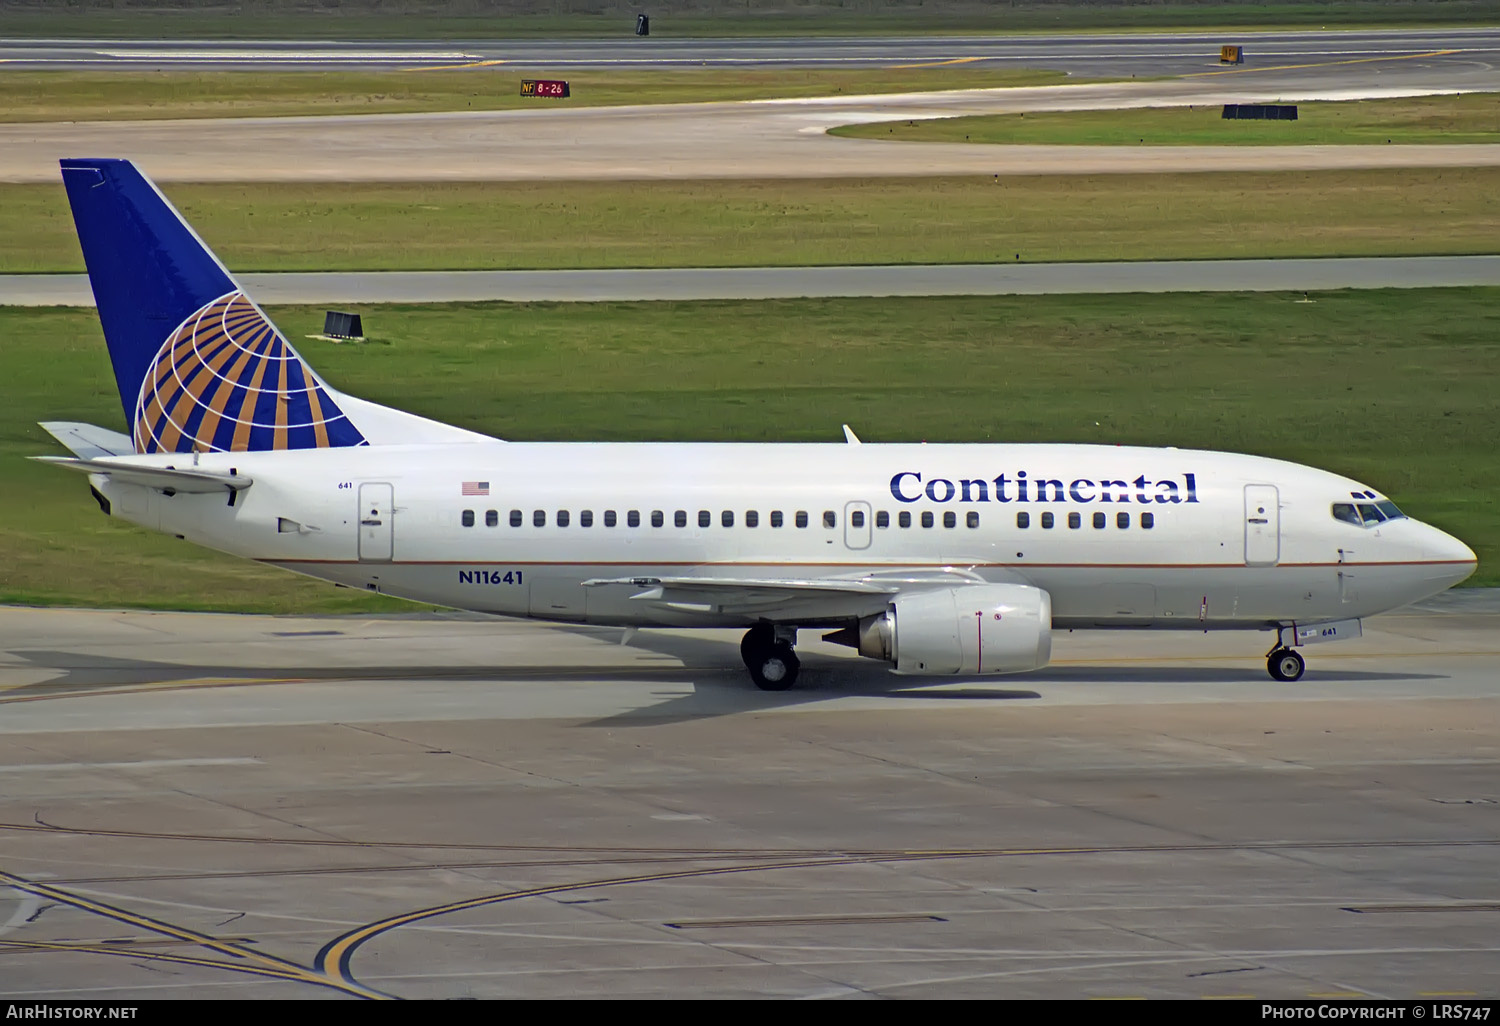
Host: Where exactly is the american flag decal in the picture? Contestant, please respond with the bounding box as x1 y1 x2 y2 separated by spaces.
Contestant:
462 481 490 496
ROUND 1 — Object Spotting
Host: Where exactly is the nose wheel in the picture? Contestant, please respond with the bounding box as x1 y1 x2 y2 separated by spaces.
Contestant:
1267 647 1305 682
742 624 800 691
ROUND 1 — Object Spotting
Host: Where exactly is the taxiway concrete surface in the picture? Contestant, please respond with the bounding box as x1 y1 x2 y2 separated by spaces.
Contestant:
7 256 1500 306
5 27 1498 184
1 604 1497 998
5 79 1500 184
4 28 1498 74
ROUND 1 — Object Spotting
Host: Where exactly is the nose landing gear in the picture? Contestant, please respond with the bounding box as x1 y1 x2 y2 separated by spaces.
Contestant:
741 624 800 691
1267 646 1305 682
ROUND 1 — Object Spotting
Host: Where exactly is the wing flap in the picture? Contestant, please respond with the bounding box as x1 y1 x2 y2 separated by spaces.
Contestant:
583 575 898 617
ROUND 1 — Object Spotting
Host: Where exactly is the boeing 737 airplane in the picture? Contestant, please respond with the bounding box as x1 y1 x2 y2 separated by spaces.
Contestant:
37 159 1477 690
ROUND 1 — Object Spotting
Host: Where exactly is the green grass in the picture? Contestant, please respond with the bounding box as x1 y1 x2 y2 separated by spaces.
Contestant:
3 289 1496 612
832 93 1500 146
7 169 1500 274
0 67 1075 124
2 2 1496 38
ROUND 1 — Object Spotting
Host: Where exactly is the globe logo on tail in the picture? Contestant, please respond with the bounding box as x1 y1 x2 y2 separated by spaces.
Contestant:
133 291 366 454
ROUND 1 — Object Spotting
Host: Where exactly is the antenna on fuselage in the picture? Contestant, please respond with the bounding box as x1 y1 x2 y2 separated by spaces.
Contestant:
842 424 861 445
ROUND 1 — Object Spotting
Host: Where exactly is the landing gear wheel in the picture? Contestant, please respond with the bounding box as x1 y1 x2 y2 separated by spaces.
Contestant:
741 624 774 666
1267 647 1305 682
748 644 800 692
741 626 799 691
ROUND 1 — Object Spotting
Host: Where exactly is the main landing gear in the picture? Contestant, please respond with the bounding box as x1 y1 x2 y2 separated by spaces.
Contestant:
741 624 799 691
1266 645 1306 682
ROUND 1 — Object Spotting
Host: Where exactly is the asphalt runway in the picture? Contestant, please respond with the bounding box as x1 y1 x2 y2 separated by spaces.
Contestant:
1 603 1498 999
6 81 1500 184
4 37 1500 184
3 27 1499 76
6 256 1500 307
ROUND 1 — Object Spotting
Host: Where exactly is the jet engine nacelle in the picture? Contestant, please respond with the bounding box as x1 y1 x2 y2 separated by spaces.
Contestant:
844 584 1052 675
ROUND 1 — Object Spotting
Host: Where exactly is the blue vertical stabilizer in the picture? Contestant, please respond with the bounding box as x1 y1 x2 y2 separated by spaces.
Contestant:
60 158 366 454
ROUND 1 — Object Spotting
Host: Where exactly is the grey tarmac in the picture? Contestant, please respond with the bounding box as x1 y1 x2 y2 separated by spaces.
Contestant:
7 256 1500 306
5 79 1500 184
0 603 1497 998
3 27 1499 75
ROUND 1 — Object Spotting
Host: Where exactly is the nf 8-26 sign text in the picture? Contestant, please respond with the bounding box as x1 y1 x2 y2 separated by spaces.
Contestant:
520 79 570 97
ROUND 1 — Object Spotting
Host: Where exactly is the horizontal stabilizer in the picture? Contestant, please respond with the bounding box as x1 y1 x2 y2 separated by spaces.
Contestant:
32 456 252 495
38 421 134 460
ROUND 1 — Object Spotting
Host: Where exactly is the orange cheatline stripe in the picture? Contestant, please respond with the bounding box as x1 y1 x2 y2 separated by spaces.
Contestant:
262 557 1475 569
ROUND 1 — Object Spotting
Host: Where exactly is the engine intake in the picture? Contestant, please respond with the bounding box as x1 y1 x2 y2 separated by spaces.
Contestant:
829 584 1052 676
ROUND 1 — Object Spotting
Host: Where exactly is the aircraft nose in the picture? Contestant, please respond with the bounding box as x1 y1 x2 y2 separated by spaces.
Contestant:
1425 524 1477 586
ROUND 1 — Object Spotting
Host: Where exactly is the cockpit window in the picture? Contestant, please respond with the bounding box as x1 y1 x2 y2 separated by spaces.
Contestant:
1336 499 1407 527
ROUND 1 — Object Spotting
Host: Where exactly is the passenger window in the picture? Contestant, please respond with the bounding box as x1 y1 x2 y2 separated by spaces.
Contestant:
1068 512 1081 529
1331 503 1360 525
1093 512 1106 529
675 510 687 528
510 509 522 527
967 511 979 529
557 510 570 528
631 510 644 527
746 510 758 528
796 511 809 528
461 509 475 527
852 510 865 528
604 510 617 527
1040 512 1053 529
698 510 711 528
942 511 956 528
1117 512 1129 529
722 510 734 528
533 510 546 527
485 509 498 528
1017 511 1029 529
876 511 889 529
771 510 784 528
1141 512 1155 529
823 511 836 528
645 510 657 528
580 510 593 528
899 511 911 528
922 511 934 528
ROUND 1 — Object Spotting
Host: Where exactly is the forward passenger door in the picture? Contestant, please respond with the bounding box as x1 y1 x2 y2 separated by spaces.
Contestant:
1243 484 1280 566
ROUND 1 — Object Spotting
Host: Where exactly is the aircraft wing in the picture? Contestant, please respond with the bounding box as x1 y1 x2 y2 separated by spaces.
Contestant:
32 456 252 496
583 575 899 617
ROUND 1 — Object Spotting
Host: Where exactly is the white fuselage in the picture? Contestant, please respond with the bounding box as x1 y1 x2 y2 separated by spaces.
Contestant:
93 441 1477 634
